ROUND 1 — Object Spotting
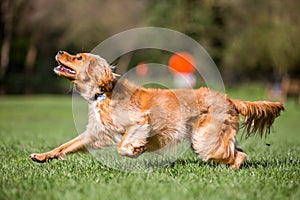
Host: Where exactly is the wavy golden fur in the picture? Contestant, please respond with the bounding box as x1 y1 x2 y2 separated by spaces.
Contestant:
30 51 284 169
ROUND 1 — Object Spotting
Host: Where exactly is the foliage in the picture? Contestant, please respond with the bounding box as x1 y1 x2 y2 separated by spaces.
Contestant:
1 0 300 93
0 0 146 94
146 0 300 82
222 0 300 79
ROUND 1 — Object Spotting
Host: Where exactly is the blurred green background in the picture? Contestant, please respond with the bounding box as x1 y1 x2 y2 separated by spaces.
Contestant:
1 0 300 94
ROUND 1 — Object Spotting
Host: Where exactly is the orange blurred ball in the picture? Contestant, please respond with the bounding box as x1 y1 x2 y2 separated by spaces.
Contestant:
169 52 195 73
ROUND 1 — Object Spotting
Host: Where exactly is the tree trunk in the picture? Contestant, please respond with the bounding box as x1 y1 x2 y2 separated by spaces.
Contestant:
0 0 13 94
24 38 38 94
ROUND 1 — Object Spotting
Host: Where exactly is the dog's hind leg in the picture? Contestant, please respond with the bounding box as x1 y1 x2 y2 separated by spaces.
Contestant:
229 149 247 170
191 108 247 169
203 126 247 169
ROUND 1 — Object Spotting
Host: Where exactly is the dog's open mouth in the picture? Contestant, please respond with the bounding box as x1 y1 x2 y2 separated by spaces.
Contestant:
54 61 77 80
55 64 76 75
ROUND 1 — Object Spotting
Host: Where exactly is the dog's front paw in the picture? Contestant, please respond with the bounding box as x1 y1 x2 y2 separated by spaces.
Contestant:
118 144 146 158
29 153 51 163
133 146 146 155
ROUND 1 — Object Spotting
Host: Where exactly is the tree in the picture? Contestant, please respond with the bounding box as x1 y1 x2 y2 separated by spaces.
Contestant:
0 0 146 94
222 0 300 81
0 0 13 93
146 0 300 83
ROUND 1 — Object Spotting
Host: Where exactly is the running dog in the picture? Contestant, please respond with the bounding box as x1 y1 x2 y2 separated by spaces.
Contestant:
30 51 284 169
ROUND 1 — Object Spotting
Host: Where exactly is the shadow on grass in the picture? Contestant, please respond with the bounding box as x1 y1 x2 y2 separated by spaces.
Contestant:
169 158 223 168
164 156 298 170
242 158 298 169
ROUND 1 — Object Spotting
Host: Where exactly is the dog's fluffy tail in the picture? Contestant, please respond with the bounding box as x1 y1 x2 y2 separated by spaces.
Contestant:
231 99 284 137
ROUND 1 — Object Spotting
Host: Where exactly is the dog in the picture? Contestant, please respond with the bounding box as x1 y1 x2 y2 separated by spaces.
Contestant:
30 51 284 169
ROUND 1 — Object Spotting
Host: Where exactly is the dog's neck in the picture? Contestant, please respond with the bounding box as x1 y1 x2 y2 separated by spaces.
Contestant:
99 78 118 96
86 75 117 102
90 79 139 103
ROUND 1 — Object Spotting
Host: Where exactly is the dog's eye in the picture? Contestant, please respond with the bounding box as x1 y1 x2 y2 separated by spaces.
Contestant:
77 56 82 61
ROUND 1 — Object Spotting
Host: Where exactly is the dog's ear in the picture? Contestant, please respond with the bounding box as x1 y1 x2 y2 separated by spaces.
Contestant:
85 55 118 94
86 58 100 81
95 57 117 93
85 56 108 80
98 67 118 93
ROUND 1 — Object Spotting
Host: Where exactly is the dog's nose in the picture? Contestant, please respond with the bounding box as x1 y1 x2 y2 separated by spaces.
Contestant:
58 50 64 55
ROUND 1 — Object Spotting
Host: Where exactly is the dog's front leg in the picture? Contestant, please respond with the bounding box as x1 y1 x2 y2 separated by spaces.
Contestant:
30 134 88 163
117 124 150 158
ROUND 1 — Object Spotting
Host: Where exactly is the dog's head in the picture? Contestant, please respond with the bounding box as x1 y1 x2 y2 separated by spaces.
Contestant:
54 51 117 100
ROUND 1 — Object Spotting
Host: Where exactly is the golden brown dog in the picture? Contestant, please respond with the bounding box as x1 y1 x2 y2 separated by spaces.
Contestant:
30 51 284 169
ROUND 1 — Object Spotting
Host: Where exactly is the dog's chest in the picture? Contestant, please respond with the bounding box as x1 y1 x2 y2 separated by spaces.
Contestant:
90 100 126 133
91 101 102 123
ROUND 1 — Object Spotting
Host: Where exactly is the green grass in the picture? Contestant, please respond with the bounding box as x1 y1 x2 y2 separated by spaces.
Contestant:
0 88 299 200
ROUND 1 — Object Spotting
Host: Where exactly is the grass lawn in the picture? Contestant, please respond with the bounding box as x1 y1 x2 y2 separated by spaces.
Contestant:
0 85 299 200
